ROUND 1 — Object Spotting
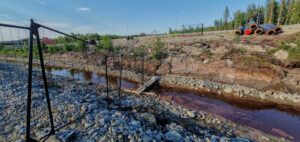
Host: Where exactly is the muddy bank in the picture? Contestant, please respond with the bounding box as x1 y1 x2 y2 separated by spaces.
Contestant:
1 56 300 109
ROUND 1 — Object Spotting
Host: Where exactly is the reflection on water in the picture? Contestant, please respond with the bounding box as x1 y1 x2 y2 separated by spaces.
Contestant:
154 87 300 141
46 67 138 89
45 66 300 142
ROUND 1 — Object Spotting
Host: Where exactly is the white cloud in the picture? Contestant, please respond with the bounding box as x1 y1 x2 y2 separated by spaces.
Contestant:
76 7 91 11
0 14 13 19
36 1 47 4
72 25 95 33
40 23 71 28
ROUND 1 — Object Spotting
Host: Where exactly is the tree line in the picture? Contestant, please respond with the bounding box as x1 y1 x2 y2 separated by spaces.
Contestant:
169 0 300 34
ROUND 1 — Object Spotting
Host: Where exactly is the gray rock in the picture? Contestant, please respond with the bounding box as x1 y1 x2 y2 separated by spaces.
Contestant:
45 135 60 142
56 130 76 142
131 120 141 129
165 130 183 142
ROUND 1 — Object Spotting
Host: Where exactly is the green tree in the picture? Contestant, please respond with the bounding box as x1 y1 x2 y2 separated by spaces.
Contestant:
277 0 287 25
265 0 272 24
256 6 265 24
286 0 296 24
234 10 246 29
224 6 230 30
294 0 300 24
102 36 114 52
246 4 256 24
0 43 3 51
169 27 173 34
76 41 87 51
219 18 223 30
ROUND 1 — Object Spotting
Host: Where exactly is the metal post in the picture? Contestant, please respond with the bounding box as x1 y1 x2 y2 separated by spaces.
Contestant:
105 55 109 107
34 24 55 135
26 19 34 142
118 54 123 104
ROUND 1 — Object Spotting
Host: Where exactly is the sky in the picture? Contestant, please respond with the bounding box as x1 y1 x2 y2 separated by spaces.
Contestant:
0 0 266 38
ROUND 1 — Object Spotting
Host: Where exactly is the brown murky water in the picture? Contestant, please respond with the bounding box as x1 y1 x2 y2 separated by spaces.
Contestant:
46 67 300 141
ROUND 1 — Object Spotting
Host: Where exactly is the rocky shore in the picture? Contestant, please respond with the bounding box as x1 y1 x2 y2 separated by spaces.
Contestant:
0 62 286 141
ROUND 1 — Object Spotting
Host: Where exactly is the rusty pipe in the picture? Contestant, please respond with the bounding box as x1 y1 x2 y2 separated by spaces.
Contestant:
248 21 258 30
234 26 244 35
259 25 275 36
265 24 282 33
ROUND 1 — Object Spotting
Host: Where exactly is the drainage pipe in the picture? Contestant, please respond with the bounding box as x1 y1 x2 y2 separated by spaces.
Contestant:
248 21 258 30
259 25 276 36
265 24 282 33
234 26 244 35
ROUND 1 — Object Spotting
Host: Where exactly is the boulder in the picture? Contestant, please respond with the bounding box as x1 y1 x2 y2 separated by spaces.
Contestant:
274 50 288 60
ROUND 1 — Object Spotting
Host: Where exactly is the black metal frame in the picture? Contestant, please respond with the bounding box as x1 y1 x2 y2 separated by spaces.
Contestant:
0 19 106 142
0 19 143 142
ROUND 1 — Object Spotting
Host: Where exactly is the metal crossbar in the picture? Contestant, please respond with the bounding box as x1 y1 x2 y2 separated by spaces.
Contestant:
0 19 140 142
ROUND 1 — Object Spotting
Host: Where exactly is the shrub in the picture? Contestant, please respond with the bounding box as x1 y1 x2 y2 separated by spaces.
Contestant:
152 48 167 60
134 47 144 57
0 43 3 50
76 41 88 51
152 38 167 60
63 43 72 52
102 36 114 52
201 48 212 56
233 36 240 43
229 48 246 54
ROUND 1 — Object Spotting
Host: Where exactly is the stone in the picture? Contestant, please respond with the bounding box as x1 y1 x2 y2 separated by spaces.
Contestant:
138 113 156 124
187 111 196 118
223 87 232 94
274 50 288 60
287 43 297 48
260 93 266 99
45 135 60 142
226 60 233 67
165 130 183 142
88 129 96 135
56 130 76 142
131 120 141 129
36 129 51 140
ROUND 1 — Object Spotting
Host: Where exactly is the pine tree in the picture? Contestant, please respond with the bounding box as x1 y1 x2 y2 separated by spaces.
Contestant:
168 28 173 34
277 0 286 25
224 6 230 30
267 0 279 24
256 6 265 24
219 18 223 30
246 4 256 24
265 0 272 24
214 20 219 30
286 0 296 24
294 0 300 24
233 10 245 28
